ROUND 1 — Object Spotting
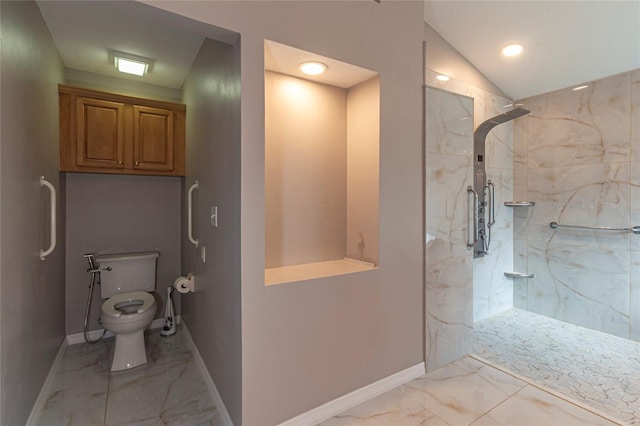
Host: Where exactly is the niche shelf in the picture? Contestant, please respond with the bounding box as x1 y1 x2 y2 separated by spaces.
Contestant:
264 40 379 286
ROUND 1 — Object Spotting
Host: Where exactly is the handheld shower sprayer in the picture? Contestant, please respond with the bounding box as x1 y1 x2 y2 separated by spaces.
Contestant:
82 253 106 343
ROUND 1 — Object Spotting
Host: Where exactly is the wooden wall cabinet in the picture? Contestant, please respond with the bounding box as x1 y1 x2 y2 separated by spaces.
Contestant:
59 85 185 176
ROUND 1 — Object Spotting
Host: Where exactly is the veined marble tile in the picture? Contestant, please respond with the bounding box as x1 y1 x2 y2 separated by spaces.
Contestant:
513 112 529 170
632 70 640 162
425 86 474 156
401 357 526 425
474 308 640 424
512 239 529 309
425 255 473 371
105 351 217 425
319 388 446 426
473 238 514 321
35 375 109 426
34 339 112 425
485 166 514 242
425 152 473 261
471 385 618 426
630 248 640 342
33 327 223 426
527 239 630 337
527 162 631 245
527 72 631 169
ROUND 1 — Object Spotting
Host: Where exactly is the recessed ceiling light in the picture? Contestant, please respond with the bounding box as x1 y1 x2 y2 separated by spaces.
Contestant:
112 51 153 76
436 74 451 82
298 61 327 75
501 43 524 57
572 85 589 91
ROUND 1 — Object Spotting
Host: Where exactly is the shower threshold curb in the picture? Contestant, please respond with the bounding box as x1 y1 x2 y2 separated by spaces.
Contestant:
469 353 626 425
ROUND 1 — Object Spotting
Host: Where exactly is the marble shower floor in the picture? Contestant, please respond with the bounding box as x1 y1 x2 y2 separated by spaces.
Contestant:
33 325 225 426
474 308 640 425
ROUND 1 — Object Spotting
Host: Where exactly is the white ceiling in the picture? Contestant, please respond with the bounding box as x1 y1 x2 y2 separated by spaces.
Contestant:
265 40 378 89
36 1 216 89
424 1 640 100
37 1 640 99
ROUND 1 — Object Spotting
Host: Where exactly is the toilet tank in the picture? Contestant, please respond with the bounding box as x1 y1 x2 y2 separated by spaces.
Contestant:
96 251 159 298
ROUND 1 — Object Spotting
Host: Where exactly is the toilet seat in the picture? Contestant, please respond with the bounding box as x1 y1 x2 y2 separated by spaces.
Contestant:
102 291 155 319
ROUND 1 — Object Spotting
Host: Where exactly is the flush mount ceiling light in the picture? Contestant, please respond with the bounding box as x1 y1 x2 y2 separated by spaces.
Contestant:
501 43 524 57
436 74 451 82
298 61 327 75
112 51 153 76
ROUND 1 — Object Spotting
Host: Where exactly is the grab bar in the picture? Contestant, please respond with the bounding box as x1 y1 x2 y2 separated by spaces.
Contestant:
486 180 496 227
40 176 56 260
550 221 640 235
188 181 199 247
504 272 535 279
467 186 478 249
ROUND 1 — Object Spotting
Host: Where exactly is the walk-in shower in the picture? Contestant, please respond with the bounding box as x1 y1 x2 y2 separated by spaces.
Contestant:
468 107 529 258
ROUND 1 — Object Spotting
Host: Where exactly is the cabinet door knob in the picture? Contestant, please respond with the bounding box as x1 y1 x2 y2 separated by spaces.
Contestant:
135 161 140 166
117 161 123 166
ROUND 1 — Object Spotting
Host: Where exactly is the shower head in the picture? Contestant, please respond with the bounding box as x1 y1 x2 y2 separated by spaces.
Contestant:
474 107 530 141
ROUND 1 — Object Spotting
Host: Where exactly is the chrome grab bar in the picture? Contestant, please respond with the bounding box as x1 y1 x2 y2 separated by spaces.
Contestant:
504 272 535 279
467 186 478 250
550 221 640 235
486 180 496 227
40 176 56 260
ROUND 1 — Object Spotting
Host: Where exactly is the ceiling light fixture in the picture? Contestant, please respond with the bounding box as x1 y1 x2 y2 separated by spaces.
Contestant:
298 61 327 75
572 85 589 91
501 43 524 57
112 51 153 76
436 74 451 82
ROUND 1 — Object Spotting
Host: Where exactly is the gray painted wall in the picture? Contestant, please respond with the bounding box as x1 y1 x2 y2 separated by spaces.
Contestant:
65 173 182 335
0 2 66 424
146 2 425 424
181 38 242 425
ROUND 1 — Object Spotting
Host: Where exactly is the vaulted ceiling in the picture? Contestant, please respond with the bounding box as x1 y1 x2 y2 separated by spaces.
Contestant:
37 1 640 100
424 1 640 99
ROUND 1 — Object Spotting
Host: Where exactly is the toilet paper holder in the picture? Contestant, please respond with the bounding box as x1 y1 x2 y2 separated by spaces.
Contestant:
174 274 195 293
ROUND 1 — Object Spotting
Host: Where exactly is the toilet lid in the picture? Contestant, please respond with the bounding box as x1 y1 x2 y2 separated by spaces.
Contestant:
101 291 155 318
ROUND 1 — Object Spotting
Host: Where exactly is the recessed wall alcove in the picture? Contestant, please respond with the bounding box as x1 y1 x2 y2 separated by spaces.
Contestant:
264 40 380 285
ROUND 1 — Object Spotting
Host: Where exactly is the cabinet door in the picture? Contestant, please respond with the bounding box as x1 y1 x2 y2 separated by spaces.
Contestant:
76 97 125 169
133 105 174 172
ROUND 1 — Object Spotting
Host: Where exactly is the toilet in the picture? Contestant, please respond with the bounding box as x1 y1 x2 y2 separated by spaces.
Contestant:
96 251 159 371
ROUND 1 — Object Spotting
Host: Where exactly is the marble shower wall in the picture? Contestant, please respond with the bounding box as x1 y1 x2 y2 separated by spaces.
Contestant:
425 71 515 371
426 69 516 321
514 69 640 341
424 86 474 371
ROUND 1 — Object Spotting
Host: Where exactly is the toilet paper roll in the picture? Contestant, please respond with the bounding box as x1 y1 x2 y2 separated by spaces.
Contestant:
174 275 194 293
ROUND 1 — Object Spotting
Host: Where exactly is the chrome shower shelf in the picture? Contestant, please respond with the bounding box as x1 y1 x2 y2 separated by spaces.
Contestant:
504 201 535 207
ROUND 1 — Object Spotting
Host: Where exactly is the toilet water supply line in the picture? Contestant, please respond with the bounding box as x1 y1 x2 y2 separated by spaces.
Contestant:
83 253 106 344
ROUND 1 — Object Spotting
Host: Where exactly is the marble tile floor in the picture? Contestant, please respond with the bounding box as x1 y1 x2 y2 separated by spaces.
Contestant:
32 325 225 426
474 308 640 425
320 355 619 426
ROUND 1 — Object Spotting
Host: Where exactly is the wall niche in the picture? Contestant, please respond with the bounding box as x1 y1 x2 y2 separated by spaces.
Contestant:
264 40 379 285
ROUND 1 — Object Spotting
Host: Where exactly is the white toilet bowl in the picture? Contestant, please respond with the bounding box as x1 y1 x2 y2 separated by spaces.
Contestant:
101 291 156 371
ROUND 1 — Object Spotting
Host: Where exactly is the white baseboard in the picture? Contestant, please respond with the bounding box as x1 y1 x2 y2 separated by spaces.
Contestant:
278 362 426 426
66 316 178 345
25 338 68 426
181 322 234 426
